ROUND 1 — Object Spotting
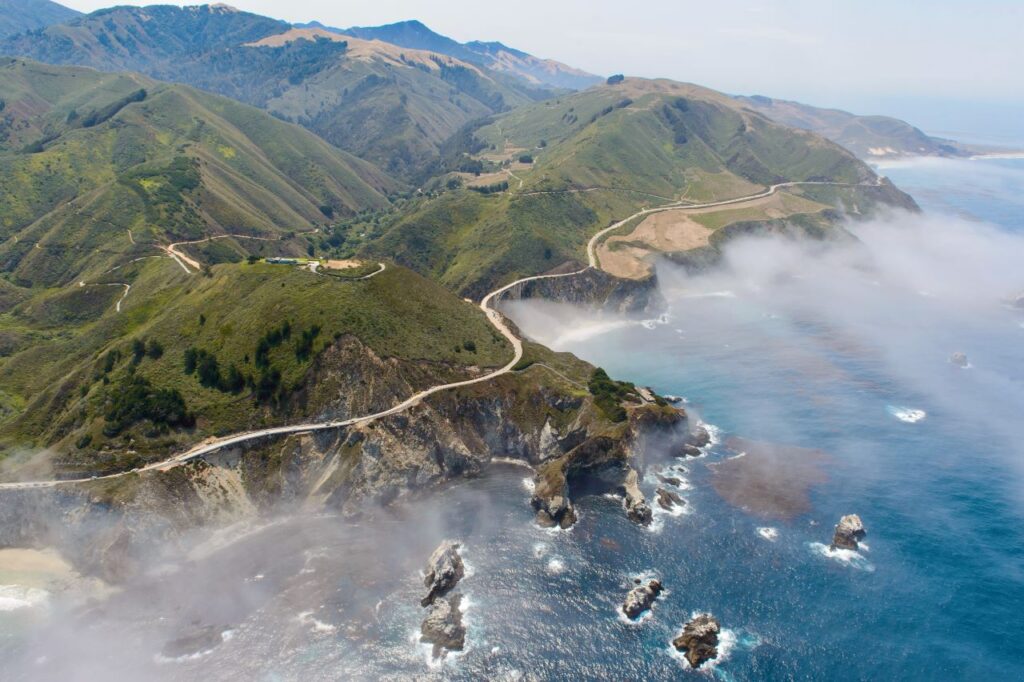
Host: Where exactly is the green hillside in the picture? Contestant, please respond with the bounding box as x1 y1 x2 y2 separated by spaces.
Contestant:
0 257 511 475
0 0 79 39
0 6 553 178
361 78 915 296
0 58 398 288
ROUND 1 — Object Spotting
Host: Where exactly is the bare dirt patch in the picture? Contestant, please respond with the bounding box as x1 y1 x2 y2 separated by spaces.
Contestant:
597 212 712 279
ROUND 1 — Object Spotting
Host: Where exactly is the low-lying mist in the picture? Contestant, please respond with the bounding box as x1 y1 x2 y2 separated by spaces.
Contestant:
507 210 1024 488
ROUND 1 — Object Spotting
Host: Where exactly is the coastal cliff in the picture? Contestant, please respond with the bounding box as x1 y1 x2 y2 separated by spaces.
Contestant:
0 342 684 581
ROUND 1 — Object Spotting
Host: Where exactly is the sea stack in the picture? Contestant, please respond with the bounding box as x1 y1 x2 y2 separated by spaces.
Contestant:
655 487 684 511
622 578 663 619
420 593 466 659
622 468 653 525
830 514 867 550
421 540 465 607
672 613 721 669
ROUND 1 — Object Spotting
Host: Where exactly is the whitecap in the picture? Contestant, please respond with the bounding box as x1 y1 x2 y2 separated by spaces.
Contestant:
298 610 338 634
521 477 535 493
757 527 779 541
809 542 875 572
0 585 49 612
532 542 548 558
887 405 927 423
546 558 566 574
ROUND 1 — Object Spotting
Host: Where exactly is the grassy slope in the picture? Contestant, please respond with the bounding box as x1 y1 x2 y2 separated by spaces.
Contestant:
0 258 511 469
0 58 398 288
364 78 910 297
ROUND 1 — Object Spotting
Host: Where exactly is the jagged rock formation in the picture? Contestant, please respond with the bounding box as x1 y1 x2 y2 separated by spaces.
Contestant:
421 540 465 607
655 487 684 511
622 468 653 525
622 578 662 619
420 593 466 659
530 403 687 529
672 613 721 669
831 514 867 550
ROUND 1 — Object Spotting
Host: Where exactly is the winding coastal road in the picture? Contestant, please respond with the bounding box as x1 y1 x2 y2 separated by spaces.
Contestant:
0 179 878 490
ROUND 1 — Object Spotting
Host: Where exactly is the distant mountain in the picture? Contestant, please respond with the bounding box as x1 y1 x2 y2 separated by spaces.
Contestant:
311 19 602 91
735 95 993 160
0 5 553 178
0 0 79 38
0 57 397 288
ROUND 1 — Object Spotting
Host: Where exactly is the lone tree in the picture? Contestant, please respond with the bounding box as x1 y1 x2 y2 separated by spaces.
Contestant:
607 74 625 85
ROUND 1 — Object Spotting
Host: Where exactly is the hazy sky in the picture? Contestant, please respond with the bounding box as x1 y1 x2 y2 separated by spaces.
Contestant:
62 1 1024 121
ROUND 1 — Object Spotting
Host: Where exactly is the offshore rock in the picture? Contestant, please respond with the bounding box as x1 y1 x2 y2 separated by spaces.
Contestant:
420 593 466 659
531 493 577 529
421 540 464 607
687 426 711 449
161 624 227 659
672 613 721 669
622 578 663 619
950 352 969 367
830 514 866 550
622 468 653 526
655 487 684 511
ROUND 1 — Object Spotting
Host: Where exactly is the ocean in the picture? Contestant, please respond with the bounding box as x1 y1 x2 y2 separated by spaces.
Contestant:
2 155 1023 680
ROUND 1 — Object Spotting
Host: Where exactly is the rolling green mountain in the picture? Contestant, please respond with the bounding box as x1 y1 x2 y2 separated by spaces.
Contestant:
361 77 915 297
0 255 516 474
0 0 79 39
0 58 397 288
325 19 602 91
734 94 994 159
0 5 554 178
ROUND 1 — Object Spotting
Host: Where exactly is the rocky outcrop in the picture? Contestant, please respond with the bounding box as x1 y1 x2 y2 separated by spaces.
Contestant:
420 593 466 659
161 624 227 659
622 467 652 525
672 613 721 669
421 540 465 607
950 352 969 367
677 425 710 457
622 578 662 619
529 403 687 529
831 514 866 550
655 487 684 511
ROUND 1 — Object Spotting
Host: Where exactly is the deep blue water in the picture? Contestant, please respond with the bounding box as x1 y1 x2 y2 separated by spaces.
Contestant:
4 157 1024 680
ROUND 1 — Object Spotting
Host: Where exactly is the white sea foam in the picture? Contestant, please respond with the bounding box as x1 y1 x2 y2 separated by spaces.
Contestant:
809 542 875 572
521 477 535 493
757 527 779 541
0 585 49 611
666 621 739 672
298 610 338 634
887 405 927 423
641 312 671 329
546 558 566 574
532 542 548 558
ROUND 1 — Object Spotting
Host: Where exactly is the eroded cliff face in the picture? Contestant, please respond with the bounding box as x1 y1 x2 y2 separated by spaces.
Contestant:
0 350 684 581
500 267 663 313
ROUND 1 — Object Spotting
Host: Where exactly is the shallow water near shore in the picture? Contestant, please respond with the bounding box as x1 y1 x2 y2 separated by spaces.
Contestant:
3 158 1024 679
